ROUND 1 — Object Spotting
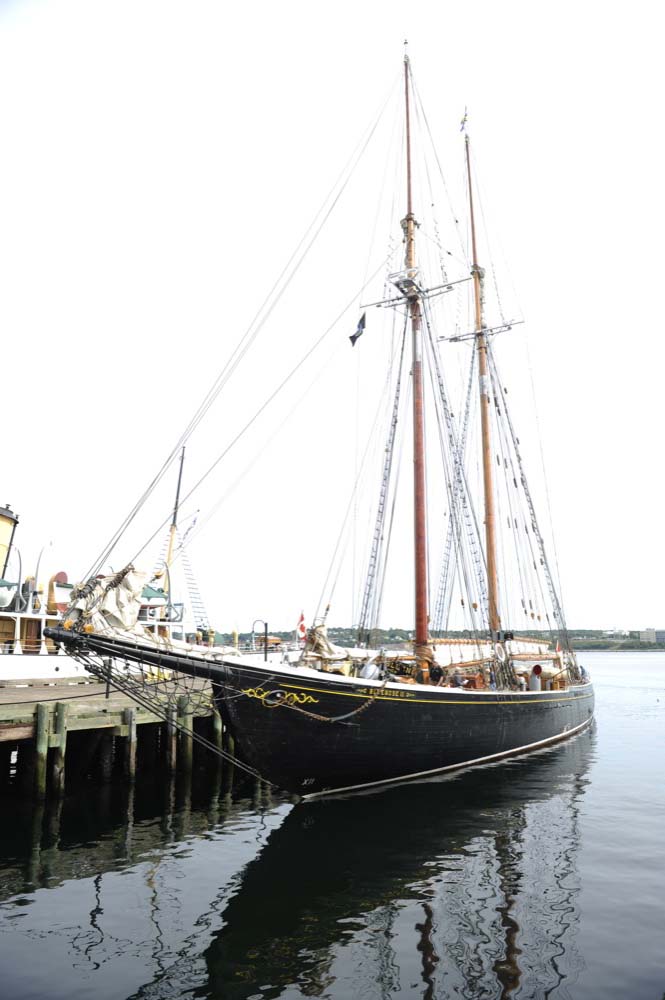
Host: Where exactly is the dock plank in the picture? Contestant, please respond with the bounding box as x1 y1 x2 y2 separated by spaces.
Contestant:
0 678 214 737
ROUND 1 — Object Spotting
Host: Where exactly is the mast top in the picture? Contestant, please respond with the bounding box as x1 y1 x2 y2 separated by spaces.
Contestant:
403 50 415 226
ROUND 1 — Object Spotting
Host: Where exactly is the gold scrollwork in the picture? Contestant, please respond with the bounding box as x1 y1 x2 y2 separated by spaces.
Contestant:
242 686 319 707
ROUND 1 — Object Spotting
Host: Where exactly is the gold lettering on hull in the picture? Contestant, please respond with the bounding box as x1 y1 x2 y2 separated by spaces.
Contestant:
242 686 319 707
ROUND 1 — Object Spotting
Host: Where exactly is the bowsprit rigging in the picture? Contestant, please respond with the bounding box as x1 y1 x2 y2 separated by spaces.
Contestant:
65 639 264 781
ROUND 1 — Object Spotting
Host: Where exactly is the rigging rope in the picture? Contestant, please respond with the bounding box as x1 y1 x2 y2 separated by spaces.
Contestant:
67 647 267 782
523 320 571 639
131 257 392 569
82 83 398 584
486 341 572 650
431 346 477 632
422 303 488 634
371 385 408 634
424 335 482 638
356 316 408 643
409 70 468 267
313 314 408 622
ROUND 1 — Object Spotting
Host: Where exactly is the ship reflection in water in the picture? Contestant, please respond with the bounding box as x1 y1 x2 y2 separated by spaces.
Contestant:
0 730 594 1000
204 731 593 1000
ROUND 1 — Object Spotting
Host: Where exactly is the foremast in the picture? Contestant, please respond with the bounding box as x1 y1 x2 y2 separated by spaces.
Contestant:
403 54 430 675
465 134 500 635
163 445 186 605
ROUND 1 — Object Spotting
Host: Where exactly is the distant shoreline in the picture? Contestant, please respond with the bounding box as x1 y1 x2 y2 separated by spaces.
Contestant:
219 628 665 653
575 643 665 652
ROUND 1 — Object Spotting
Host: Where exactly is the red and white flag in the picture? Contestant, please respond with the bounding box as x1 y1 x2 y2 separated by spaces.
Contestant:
297 612 306 641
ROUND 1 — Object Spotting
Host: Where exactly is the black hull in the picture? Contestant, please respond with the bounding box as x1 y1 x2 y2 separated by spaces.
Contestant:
43 628 595 798
214 660 595 797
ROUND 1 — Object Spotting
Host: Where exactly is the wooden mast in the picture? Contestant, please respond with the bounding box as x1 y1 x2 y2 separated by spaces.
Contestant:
465 134 500 634
164 446 185 589
403 54 429 671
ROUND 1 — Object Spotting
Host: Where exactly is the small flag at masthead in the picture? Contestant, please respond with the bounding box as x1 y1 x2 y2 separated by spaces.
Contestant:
349 313 366 347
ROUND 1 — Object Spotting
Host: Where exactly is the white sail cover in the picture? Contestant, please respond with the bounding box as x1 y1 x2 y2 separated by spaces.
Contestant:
70 569 149 633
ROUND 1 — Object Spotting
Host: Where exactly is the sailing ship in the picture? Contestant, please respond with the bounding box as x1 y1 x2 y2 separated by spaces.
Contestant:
46 53 594 796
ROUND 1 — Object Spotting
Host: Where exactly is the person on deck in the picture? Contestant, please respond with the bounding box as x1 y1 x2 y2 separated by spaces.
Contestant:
529 666 542 691
429 664 444 686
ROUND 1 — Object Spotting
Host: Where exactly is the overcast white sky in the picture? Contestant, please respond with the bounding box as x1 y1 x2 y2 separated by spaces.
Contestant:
1 0 663 632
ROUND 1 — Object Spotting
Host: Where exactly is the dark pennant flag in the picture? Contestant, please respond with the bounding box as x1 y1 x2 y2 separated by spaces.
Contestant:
349 313 366 347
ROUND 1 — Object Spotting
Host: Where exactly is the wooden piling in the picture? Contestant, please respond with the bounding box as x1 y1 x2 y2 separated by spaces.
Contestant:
177 695 193 777
123 707 137 782
210 708 224 794
166 703 177 773
223 725 235 758
0 674 217 794
34 702 49 801
45 796 63 851
51 701 68 798
119 784 135 857
211 709 223 752
27 802 45 886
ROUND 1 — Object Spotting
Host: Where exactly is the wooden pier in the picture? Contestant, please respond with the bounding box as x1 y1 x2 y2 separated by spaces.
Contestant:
0 675 225 800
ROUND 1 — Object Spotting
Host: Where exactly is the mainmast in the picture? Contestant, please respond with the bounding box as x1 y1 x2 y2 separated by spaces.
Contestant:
403 54 430 670
465 135 500 634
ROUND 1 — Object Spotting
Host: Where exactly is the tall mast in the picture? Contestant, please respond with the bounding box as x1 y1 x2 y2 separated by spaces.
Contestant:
164 446 186 575
465 134 500 633
403 53 429 667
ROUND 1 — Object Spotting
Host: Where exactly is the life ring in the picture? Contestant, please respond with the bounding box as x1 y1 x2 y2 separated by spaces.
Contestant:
494 642 507 662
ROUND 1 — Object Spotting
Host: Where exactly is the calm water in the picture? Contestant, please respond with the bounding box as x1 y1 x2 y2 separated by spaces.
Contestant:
0 651 663 999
